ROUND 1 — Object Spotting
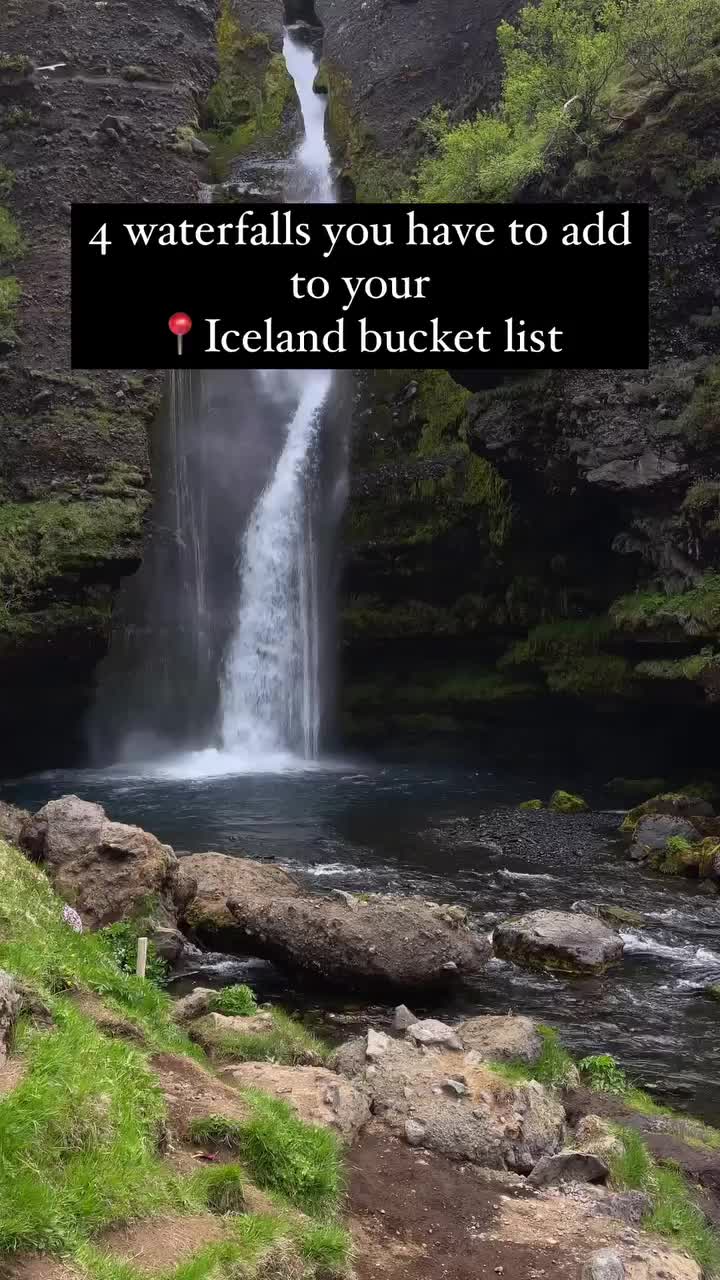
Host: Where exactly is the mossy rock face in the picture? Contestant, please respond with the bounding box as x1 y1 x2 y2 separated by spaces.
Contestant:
200 3 294 177
549 790 588 814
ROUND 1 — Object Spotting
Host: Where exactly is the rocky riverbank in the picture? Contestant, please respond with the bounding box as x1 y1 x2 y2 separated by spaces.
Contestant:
0 793 719 1278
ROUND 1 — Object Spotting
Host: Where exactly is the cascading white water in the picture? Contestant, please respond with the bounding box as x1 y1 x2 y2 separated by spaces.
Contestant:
219 26 336 765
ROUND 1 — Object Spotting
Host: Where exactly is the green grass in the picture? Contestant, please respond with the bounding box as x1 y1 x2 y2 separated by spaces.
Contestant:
610 1128 720 1273
189 1094 343 1218
297 1222 353 1272
0 275 20 340
209 984 257 1017
192 1164 246 1214
490 1024 577 1088
0 1004 185 1252
235 1090 343 1215
210 1008 329 1066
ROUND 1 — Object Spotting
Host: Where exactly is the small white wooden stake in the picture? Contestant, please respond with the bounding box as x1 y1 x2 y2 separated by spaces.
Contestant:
136 936 148 979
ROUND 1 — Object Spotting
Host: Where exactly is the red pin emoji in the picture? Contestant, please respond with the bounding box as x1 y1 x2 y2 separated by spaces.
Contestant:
169 312 192 356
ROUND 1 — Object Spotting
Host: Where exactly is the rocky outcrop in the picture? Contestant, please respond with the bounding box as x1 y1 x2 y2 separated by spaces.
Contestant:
527 1150 610 1188
181 852 301 948
19 794 191 929
458 1014 543 1064
317 0 523 198
333 1028 565 1171
225 891 491 992
219 1061 370 1139
493 910 624 976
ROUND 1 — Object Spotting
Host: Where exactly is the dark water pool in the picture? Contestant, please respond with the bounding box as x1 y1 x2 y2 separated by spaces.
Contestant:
4 751 719 1122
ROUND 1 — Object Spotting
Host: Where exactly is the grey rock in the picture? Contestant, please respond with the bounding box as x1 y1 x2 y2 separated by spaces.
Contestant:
0 971 21 1060
171 987 216 1024
581 1248 625 1280
459 1014 542 1064
407 1019 463 1050
0 801 30 845
393 1003 418 1031
493 909 624 975
630 814 699 858
528 1150 610 1187
190 136 210 156
366 1029 390 1061
405 1119 426 1146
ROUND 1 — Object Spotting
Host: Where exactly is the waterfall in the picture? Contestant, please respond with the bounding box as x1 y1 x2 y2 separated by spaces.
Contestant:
88 19 343 773
220 26 336 763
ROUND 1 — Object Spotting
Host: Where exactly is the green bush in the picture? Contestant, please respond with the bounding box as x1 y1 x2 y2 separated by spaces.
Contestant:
619 0 720 88
209 983 257 1016
98 922 168 988
579 1053 628 1093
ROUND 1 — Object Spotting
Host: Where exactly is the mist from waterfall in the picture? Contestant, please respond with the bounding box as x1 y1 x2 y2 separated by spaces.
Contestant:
87 19 343 775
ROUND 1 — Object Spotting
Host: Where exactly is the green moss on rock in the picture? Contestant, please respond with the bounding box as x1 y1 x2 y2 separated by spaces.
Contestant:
610 573 720 637
549 790 588 813
322 59 405 201
519 799 544 810
202 3 293 177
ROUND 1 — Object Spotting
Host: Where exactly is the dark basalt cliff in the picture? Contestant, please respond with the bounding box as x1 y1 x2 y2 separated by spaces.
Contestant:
0 0 221 766
332 49 720 773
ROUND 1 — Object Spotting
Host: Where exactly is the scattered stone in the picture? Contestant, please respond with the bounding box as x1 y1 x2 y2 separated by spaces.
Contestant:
458 1014 542 1064
572 901 647 928
405 1118 426 1146
443 1077 468 1096
172 987 216 1025
190 136 209 156
218 1062 370 1138
407 1019 463 1050
581 1249 625 1280
393 1003 418 1031
493 909 624 975
225 891 491 993
366 1028 390 1061
528 1150 610 1187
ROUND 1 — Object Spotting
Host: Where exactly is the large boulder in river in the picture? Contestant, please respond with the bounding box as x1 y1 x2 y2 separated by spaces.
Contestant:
180 852 301 947
629 814 699 860
225 892 491 992
19 794 190 930
493 910 624 975
333 1029 565 1170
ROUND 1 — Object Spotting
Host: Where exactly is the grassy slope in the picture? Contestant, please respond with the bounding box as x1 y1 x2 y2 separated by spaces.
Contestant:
0 841 351 1278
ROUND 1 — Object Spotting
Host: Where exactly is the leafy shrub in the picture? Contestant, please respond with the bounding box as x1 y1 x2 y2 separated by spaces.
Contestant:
619 0 720 88
98 922 168 987
579 1053 629 1093
209 984 257 1016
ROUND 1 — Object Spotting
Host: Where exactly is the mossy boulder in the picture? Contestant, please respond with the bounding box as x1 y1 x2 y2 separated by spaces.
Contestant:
519 799 544 811
706 984 720 1002
549 790 589 814
652 836 720 879
620 792 714 835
